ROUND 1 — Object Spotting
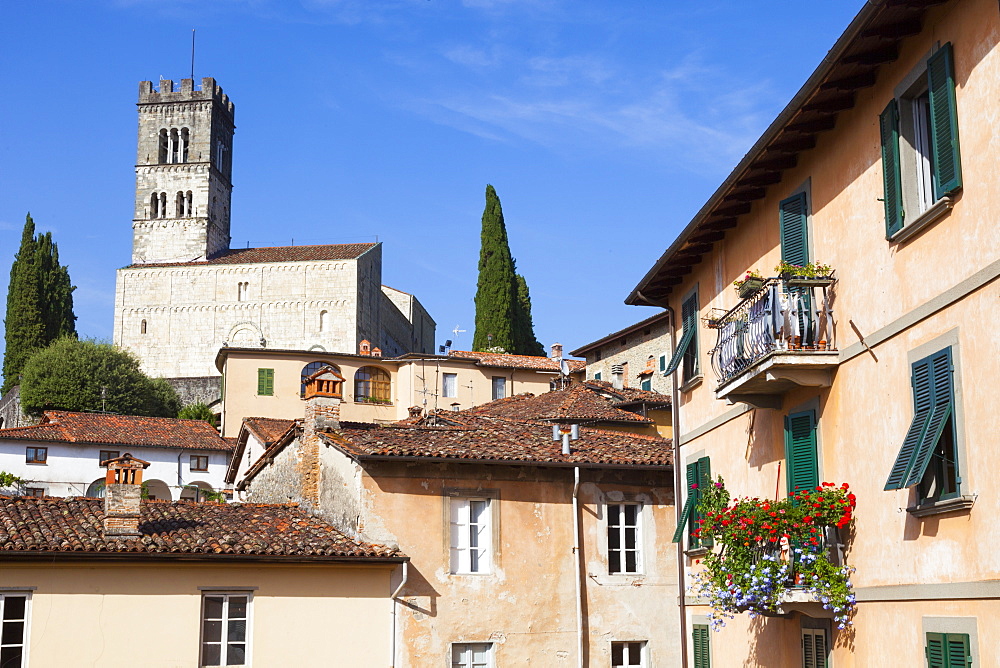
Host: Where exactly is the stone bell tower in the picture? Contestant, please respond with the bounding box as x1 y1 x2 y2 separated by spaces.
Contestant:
132 77 235 264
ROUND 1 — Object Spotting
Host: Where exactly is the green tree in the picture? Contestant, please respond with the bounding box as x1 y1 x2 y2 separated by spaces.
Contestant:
473 185 518 353
513 273 544 356
178 402 218 427
19 337 180 418
2 214 76 393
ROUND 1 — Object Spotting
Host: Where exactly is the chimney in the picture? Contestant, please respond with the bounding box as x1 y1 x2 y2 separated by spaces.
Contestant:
371 347 382 358
103 453 150 538
408 406 423 419
303 366 343 434
358 339 371 356
550 343 563 359
611 363 624 390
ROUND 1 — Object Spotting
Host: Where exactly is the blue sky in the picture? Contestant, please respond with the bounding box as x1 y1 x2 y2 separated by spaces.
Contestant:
1 0 863 368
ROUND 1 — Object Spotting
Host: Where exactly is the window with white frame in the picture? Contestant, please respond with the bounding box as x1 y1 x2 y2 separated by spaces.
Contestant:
611 641 645 668
442 373 458 398
491 376 506 401
452 642 492 668
201 592 250 667
0 592 29 668
608 503 642 574
450 498 491 574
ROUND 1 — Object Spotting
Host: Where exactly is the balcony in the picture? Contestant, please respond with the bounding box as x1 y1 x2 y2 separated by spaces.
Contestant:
708 277 838 408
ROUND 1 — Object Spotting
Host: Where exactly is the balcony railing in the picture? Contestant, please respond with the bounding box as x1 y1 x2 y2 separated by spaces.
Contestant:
709 277 836 388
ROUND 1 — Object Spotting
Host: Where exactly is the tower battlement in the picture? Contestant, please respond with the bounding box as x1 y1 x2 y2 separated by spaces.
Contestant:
138 77 235 115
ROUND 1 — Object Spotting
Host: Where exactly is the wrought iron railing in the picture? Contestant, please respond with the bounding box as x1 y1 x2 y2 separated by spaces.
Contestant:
708 277 836 387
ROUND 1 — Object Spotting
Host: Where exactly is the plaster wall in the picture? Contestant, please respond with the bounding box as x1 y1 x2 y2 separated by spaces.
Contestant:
0 560 395 668
0 439 229 499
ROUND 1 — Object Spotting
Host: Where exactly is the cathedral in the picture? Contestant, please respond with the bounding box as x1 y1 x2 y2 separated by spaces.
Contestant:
113 78 435 388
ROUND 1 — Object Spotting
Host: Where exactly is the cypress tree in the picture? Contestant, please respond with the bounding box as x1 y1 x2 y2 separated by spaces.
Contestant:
3 216 45 393
2 214 77 393
473 185 518 352
513 273 545 356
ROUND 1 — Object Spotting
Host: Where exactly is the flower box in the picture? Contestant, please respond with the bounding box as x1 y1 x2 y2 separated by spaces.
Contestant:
783 275 834 288
737 278 765 299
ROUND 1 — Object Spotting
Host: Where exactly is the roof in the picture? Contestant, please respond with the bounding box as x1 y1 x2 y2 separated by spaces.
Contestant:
584 380 672 408
569 311 670 356
447 350 586 372
243 417 296 445
316 413 672 471
0 411 232 452
627 0 941 303
0 496 403 562
466 384 653 424
128 243 377 269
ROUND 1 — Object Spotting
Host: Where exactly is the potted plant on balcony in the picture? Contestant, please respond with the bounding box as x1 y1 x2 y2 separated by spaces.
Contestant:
733 269 765 299
775 261 835 288
688 478 857 631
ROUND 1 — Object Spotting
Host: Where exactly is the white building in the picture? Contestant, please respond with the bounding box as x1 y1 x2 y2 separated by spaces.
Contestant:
0 411 232 500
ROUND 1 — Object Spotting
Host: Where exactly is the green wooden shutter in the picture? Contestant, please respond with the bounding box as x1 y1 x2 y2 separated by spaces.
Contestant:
665 293 699 377
944 633 971 667
925 632 946 668
927 43 962 199
779 192 809 266
257 368 274 396
785 410 819 495
686 462 700 546
879 98 904 237
696 457 713 548
904 349 955 488
659 354 666 372
885 357 934 490
692 624 711 668
671 493 695 543
665 319 696 376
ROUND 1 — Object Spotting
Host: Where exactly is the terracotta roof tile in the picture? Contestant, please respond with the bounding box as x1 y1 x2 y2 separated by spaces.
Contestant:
467 384 652 424
0 496 402 560
448 350 585 372
584 380 672 407
127 243 377 268
0 411 232 452
326 413 671 469
243 417 296 445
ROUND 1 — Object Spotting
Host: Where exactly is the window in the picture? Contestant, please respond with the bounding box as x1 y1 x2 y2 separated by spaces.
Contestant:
237 282 248 302
140 319 147 334
885 347 959 501
191 455 209 472
880 43 962 237
355 366 391 403
24 488 44 498
158 129 168 163
0 593 29 668
594 372 602 381
491 376 506 401
452 643 492 668
99 450 120 467
256 368 274 396
664 291 699 383
925 632 970 668
25 447 46 465
785 410 819 495
691 625 711 668
442 373 458 398
658 355 666 373
301 361 338 396
640 378 652 392
801 628 828 668
201 593 250 667
612 641 645 668
608 503 642 574
450 498 491 574
318 309 328 332
672 457 712 549
150 192 161 219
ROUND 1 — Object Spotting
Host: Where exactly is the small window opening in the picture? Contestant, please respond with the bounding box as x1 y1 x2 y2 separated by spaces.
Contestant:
140 319 147 334
158 129 168 163
150 192 159 219
159 192 167 219
169 128 180 163
180 127 190 163
319 310 328 332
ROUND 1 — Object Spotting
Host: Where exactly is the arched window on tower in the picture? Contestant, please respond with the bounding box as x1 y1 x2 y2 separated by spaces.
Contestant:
319 310 328 332
186 191 193 217
158 129 168 164
180 127 190 162
150 192 159 219
140 319 147 335
237 282 248 302
159 192 167 218
169 128 180 163
175 191 185 217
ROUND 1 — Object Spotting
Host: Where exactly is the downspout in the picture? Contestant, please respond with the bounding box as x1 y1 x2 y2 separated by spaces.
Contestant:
390 560 409 668
573 466 584 668
637 291 688 668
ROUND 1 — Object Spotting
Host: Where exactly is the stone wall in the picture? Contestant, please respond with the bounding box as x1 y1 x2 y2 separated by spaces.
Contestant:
583 316 673 394
0 386 31 430
165 376 222 407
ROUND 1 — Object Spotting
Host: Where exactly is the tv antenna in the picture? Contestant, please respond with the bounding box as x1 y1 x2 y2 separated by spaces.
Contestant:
190 29 196 81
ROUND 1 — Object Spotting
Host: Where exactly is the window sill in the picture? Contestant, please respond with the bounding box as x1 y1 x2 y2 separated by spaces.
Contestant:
685 547 710 558
889 195 955 244
906 494 976 518
679 374 704 393
354 401 394 406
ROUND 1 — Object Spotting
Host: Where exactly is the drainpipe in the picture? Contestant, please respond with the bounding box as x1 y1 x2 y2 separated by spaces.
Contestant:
637 292 687 668
573 466 584 668
390 560 409 668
